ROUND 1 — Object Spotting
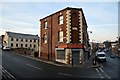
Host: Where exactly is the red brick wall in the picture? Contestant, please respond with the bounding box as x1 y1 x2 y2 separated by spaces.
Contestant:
71 10 80 43
40 9 67 60
40 8 88 60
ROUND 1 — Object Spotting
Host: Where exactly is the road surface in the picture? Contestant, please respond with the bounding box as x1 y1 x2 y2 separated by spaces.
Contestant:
1 48 120 80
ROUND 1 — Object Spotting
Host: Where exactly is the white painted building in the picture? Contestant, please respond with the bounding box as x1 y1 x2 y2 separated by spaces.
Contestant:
3 31 39 52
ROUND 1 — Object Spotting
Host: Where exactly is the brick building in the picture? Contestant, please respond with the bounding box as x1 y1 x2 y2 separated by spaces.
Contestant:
39 7 90 66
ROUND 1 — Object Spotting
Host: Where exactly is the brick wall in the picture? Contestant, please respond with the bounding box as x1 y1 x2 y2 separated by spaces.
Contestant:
40 7 88 61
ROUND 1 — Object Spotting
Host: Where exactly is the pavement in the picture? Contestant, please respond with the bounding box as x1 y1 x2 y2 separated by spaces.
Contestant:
12 51 99 69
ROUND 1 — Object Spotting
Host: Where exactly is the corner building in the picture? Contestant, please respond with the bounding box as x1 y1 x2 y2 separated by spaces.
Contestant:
40 7 90 66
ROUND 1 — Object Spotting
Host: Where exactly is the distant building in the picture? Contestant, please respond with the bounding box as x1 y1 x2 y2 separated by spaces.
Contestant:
39 7 90 65
103 41 111 50
1 35 4 49
3 31 39 52
98 43 104 49
111 41 118 54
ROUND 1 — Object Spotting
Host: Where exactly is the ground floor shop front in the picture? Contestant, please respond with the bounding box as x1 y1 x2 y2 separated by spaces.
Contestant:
55 44 90 66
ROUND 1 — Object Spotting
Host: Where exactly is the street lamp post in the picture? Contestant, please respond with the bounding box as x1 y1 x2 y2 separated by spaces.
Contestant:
87 31 92 58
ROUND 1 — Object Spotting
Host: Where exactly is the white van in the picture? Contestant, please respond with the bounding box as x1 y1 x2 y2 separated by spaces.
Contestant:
96 51 107 62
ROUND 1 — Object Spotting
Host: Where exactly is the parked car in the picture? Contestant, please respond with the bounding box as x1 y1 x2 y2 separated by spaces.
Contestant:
110 54 116 58
95 51 107 62
3 46 11 51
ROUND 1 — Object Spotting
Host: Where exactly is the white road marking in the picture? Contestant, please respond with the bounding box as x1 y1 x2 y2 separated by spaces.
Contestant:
25 63 42 70
58 73 73 76
95 68 104 78
95 68 99 73
100 76 104 78
95 67 111 79
99 68 111 79
0 65 16 80
99 64 103 68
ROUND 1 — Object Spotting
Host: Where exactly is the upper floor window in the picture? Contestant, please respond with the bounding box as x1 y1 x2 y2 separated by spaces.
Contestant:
34 44 36 48
58 31 63 42
26 39 28 42
44 21 47 29
34 39 36 42
21 44 23 47
58 15 63 25
11 43 13 47
25 44 27 47
30 44 32 47
16 38 18 41
43 34 47 44
11 38 13 41
16 43 18 47
21 39 23 42
30 40 32 42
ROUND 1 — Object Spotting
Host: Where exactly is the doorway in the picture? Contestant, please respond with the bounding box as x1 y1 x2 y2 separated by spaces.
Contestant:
72 51 80 66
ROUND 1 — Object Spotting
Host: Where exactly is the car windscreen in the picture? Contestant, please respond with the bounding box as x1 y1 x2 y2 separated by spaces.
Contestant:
97 54 105 57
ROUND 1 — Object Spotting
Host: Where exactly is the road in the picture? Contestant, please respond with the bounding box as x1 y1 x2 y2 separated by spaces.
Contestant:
1 48 120 80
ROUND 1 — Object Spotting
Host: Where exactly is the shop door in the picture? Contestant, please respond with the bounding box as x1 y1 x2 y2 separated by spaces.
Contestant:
72 51 80 66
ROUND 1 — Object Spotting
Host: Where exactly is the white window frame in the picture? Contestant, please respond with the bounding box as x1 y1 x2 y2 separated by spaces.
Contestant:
59 15 63 25
44 21 47 29
59 31 63 42
43 34 47 44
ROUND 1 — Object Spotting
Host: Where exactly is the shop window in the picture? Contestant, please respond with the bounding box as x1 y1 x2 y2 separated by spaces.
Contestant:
57 50 65 60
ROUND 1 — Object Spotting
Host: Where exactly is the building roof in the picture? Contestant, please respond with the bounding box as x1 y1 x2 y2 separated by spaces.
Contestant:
6 31 39 40
39 7 88 28
40 7 83 21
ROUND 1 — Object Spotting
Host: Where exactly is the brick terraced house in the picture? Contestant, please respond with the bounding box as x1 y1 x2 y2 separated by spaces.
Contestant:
39 7 90 66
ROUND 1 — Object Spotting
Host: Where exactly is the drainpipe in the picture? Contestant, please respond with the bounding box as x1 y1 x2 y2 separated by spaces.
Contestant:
51 16 52 60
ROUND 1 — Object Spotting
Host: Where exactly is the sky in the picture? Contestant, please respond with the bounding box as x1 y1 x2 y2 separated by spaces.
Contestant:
0 0 119 43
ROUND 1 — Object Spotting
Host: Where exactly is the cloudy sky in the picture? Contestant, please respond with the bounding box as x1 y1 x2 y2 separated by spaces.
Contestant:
0 0 119 42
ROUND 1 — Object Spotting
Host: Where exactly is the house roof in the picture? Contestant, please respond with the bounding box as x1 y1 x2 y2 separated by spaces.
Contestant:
39 7 88 28
6 31 39 40
40 7 83 21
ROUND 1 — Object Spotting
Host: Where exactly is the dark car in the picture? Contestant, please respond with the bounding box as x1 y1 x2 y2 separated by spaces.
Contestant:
110 54 116 58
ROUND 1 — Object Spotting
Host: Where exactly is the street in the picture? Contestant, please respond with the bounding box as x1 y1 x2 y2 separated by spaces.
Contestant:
1 48 120 80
